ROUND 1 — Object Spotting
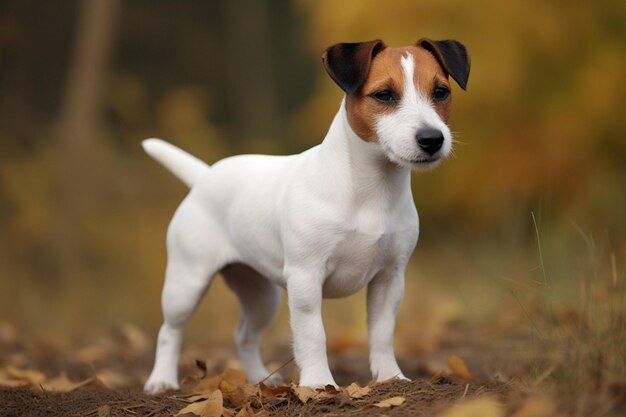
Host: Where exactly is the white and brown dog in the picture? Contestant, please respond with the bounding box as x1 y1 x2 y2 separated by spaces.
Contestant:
142 38 470 393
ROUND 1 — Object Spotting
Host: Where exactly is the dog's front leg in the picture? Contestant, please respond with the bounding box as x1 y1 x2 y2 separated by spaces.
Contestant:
367 270 408 382
287 272 337 388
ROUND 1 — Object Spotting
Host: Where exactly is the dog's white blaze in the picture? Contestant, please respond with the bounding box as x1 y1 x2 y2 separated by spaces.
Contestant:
375 53 452 171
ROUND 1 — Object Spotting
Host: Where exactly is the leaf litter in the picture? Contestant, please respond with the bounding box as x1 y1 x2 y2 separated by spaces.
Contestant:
1 322 611 417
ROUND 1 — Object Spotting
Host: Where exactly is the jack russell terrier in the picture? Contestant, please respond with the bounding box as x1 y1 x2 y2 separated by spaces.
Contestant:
142 38 470 393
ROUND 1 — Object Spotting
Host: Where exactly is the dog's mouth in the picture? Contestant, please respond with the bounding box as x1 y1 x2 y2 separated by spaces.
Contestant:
379 142 444 170
411 156 439 164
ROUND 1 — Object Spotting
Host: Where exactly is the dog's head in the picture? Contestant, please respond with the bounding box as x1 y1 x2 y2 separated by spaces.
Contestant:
322 39 470 171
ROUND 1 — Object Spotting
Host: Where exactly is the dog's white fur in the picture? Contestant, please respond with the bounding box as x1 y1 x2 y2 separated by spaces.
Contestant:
143 53 452 393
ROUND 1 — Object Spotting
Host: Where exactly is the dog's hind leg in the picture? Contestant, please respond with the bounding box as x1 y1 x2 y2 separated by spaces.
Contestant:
144 200 231 394
222 264 282 385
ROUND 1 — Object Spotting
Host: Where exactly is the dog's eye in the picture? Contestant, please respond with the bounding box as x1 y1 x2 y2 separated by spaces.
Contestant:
371 90 397 104
432 87 450 102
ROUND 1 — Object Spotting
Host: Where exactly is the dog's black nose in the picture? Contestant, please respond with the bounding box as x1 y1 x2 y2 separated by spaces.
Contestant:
416 129 444 155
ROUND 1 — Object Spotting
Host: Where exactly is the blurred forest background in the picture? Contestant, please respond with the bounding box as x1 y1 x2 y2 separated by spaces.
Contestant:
0 0 624 369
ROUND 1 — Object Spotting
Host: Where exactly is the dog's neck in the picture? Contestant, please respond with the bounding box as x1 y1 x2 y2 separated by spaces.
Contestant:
318 100 411 200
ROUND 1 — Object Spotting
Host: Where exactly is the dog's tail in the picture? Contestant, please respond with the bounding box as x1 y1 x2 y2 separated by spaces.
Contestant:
142 138 210 188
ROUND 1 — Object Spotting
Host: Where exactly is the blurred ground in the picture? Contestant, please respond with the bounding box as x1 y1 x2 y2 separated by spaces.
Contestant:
0 323 560 417
1 308 624 416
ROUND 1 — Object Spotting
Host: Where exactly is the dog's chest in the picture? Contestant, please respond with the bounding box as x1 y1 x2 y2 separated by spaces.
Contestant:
322 209 396 298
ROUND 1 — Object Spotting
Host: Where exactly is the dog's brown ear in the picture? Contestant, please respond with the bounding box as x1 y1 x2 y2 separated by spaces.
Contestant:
418 39 470 90
322 40 386 96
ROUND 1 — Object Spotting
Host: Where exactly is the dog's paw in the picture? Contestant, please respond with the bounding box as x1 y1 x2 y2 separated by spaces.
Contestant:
296 367 337 389
376 373 410 383
144 378 179 394
298 375 338 389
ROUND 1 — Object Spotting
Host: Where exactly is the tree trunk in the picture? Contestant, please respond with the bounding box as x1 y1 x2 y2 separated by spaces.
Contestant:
52 0 120 279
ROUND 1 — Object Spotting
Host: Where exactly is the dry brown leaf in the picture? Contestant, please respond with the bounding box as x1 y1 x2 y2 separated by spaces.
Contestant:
233 403 270 417
437 396 503 417
40 373 74 392
374 396 406 408
96 369 130 389
221 369 247 385
196 360 208 379
0 379 31 388
345 382 371 398
222 408 236 417
68 376 106 391
193 374 225 394
220 379 257 407
292 385 317 403
176 390 223 417
180 394 210 403
234 405 250 417
322 384 340 394
181 374 201 392
75 345 110 362
259 382 291 397
448 355 473 381
3 366 46 385
193 369 248 395
510 397 558 417
119 323 149 355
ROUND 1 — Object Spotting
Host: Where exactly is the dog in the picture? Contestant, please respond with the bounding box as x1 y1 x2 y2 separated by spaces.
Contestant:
142 38 470 393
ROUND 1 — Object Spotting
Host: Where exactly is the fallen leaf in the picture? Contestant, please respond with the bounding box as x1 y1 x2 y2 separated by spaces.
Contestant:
68 376 106 391
448 355 473 381
220 379 257 407
259 382 291 397
222 407 236 417
176 390 223 417
234 405 251 417
3 366 46 385
292 385 317 403
510 397 558 417
179 394 210 403
438 396 503 417
345 382 371 398
181 374 201 391
193 369 247 396
96 369 130 389
196 360 208 379
0 379 31 388
235 405 270 417
75 345 110 362
374 396 406 408
221 369 247 385
323 384 340 394
118 324 149 355
40 373 74 392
